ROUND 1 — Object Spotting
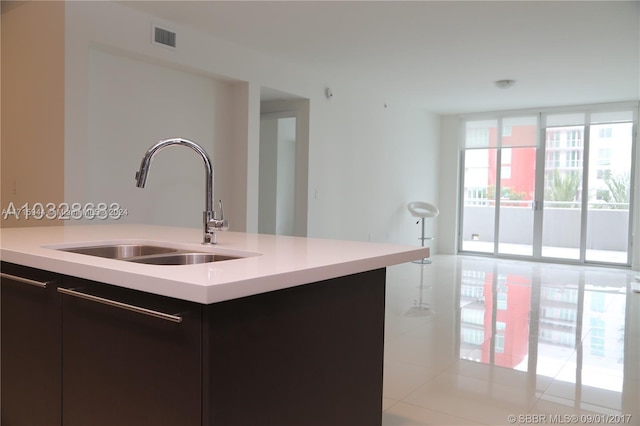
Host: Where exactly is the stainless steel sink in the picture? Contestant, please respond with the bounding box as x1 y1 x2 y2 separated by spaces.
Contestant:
127 252 238 265
58 244 178 259
55 243 241 265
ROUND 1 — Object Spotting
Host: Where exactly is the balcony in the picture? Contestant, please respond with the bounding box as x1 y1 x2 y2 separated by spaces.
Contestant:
461 200 629 264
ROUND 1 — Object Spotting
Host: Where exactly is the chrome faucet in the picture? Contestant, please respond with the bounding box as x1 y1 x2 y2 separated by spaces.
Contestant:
135 137 228 244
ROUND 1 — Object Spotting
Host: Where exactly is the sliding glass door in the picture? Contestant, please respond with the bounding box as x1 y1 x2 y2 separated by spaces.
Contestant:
540 111 634 264
460 106 636 266
461 145 496 253
460 116 538 256
540 118 584 260
497 117 538 256
584 121 633 263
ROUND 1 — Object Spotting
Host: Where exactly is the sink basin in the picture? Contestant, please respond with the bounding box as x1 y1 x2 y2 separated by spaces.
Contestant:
127 253 238 265
52 243 246 265
59 244 178 259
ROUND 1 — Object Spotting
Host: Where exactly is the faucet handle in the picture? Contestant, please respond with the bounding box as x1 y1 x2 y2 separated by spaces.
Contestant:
210 200 229 231
217 200 225 220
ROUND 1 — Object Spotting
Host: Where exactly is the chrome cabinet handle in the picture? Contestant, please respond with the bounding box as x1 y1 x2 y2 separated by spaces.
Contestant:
0 272 52 288
57 287 183 323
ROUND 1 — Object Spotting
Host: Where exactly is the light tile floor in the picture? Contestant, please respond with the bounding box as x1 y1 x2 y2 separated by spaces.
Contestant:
382 255 640 425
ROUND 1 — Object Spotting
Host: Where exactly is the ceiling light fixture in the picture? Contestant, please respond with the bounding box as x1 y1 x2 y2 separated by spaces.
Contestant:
494 79 516 89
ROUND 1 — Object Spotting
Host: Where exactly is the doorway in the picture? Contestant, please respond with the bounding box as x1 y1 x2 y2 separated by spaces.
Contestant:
258 92 310 237
540 112 634 264
460 116 538 257
259 113 297 236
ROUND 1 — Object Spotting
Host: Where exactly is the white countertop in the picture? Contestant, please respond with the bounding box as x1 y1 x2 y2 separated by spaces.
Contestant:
0 224 429 304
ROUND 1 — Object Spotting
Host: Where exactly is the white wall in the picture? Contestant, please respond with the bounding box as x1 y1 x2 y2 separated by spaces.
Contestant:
83 48 234 228
308 90 440 245
633 105 640 271
64 1 440 246
275 117 296 236
65 2 246 230
260 99 310 237
258 117 278 234
437 115 461 254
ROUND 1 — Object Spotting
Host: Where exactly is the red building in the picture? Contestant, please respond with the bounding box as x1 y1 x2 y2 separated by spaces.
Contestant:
487 125 537 205
481 273 531 368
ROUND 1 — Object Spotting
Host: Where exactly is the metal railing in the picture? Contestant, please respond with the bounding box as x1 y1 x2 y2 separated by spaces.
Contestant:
464 198 629 210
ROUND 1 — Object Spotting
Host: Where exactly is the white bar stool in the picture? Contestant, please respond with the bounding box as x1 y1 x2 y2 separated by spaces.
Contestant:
407 201 439 264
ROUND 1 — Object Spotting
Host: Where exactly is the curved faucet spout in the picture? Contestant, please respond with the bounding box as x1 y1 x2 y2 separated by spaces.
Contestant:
135 138 226 244
135 138 213 211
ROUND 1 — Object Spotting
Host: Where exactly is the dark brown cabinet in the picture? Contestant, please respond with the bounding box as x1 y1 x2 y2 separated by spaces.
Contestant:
203 268 386 426
1 263 202 426
2 262 386 426
1 263 62 426
59 277 203 426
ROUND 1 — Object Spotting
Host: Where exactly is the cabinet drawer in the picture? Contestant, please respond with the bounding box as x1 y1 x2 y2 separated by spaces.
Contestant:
59 277 203 426
1 262 61 426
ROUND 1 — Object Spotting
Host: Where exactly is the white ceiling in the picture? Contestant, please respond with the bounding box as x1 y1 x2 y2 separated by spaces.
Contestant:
123 1 639 114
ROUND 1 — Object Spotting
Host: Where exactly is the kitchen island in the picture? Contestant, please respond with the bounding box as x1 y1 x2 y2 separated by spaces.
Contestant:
1 224 429 426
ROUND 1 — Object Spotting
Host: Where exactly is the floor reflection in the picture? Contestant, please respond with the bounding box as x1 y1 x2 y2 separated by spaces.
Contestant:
383 255 639 425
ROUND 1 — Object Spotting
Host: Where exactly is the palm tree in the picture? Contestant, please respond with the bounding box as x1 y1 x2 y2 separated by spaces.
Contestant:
603 171 630 209
545 170 580 207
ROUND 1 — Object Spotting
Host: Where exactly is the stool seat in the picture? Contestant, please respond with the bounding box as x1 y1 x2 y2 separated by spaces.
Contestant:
407 201 439 219
407 201 438 264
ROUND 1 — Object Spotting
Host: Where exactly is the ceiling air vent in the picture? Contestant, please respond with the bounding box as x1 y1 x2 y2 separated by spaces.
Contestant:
153 25 176 49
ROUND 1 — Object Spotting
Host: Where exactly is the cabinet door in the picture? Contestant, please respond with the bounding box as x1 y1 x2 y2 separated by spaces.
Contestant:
1 262 61 426
60 277 202 426
205 268 386 426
